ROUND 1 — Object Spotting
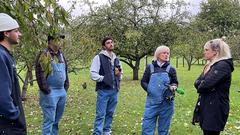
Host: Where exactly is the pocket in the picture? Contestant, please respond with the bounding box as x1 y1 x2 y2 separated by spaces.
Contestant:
102 73 113 87
39 92 54 107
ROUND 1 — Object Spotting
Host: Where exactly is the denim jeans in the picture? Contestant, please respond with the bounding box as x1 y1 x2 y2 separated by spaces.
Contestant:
93 89 118 135
39 89 67 135
142 99 174 135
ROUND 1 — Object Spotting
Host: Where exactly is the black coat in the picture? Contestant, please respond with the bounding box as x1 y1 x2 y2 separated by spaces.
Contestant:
194 59 234 131
0 45 27 134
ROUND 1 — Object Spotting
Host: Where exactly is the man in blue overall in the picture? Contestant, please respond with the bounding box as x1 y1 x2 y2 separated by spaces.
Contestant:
90 37 122 135
0 13 27 135
35 34 69 135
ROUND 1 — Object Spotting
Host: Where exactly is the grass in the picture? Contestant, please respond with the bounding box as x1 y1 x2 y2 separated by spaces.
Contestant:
23 58 240 135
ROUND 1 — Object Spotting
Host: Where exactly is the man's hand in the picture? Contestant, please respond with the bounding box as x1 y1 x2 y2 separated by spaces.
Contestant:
115 67 122 77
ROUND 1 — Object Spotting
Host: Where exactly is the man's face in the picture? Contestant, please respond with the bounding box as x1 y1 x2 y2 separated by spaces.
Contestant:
103 39 114 51
5 28 22 44
49 37 63 52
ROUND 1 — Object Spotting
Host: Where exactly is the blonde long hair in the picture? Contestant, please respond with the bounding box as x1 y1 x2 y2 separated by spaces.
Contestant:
204 38 231 73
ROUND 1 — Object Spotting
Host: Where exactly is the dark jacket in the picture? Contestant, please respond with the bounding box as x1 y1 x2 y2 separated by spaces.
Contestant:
141 60 178 91
0 45 27 134
194 59 234 131
35 48 69 94
96 54 121 90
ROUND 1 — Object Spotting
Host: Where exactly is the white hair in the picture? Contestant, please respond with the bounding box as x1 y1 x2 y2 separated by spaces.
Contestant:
153 45 170 61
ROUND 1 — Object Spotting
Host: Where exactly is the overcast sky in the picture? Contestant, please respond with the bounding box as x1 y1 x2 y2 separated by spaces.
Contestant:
59 0 204 17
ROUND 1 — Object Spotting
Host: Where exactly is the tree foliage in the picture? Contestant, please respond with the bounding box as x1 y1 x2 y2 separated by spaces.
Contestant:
77 0 189 80
0 0 69 99
64 18 99 73
195 0 240 60
196 0 240 37
172 23 209 70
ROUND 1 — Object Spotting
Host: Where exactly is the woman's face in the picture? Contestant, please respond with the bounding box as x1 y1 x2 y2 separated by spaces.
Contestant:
158 49 170 62
204 45 217 61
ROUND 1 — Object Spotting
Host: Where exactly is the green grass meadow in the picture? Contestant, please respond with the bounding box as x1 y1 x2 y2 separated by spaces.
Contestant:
23 58 240 135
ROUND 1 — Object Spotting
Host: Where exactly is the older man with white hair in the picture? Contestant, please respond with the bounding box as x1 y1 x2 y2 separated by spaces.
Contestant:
0 13 27 135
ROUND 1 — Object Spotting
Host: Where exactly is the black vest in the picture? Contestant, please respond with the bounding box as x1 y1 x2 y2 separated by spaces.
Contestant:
96 54 121 91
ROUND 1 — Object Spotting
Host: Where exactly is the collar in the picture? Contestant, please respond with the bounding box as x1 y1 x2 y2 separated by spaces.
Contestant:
48 47 60 55
0 44 12 55
157 60 166 67
99 50 116 60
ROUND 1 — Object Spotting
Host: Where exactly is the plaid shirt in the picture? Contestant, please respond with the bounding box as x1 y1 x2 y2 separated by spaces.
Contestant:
35 47 69 94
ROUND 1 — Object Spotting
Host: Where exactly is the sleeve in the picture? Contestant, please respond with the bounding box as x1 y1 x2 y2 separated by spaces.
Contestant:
194 74 203 90
169 67 178 86
35 51 50 94
119 60 123 80
141 65 151 92
197 61 231 93
63 54 69 91
90 55 104 82
0 55 20 120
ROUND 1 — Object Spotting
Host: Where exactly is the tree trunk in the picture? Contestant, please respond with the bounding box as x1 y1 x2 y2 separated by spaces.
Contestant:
145 55 148 67
21 68 32 101
182 57 185 67
29 66 33 86
186 56 193 71
132 59 140 80
176 57 178 68
133 67 139 80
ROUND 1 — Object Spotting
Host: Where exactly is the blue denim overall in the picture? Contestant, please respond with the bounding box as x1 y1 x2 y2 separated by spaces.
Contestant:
93 66 118 135
39 58 67 135
142 64 174 135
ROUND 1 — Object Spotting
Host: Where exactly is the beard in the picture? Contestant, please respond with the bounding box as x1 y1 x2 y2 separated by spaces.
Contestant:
50 44 61 52
7 37 19 44
103 45 114 52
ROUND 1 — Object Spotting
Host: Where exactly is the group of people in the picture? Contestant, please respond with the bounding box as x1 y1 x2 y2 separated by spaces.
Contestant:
0 13 69 135
0 12 234 135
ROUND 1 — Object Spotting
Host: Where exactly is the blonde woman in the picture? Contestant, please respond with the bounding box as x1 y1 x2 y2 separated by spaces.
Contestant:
141 46 178 135
193 38 234 135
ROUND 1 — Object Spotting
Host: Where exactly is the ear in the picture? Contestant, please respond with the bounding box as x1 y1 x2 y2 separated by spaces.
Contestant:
3 31 10 38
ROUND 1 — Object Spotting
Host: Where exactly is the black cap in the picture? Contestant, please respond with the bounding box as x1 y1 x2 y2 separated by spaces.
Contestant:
48 34 65 41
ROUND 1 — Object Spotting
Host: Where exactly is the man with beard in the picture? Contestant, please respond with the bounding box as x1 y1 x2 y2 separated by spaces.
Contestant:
0 13 27 135
90 37 122 135
35 34 69 135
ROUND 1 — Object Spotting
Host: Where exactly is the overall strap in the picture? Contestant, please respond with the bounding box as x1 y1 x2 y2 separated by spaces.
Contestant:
166 64 171 73
150 64 154 74
59 53 65 63
150 64 171 74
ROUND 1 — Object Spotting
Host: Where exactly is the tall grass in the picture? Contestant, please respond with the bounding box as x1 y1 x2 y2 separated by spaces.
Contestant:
24 58 240 135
